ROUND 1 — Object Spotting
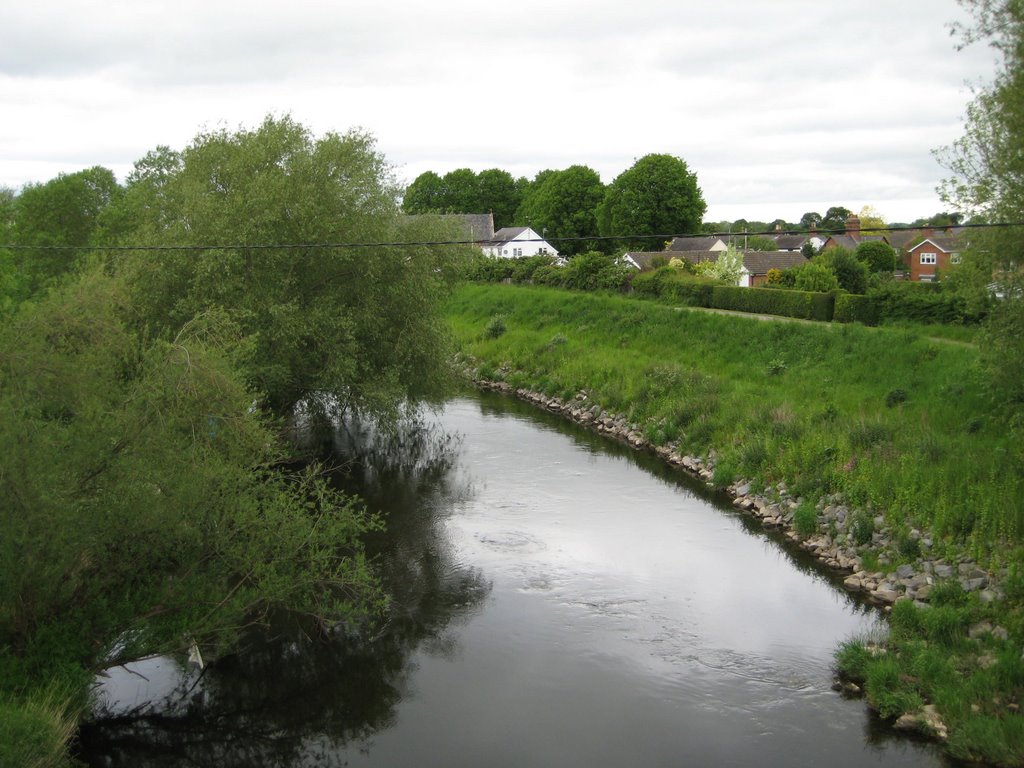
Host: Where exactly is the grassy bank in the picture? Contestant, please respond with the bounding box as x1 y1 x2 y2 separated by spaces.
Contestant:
446 282 1024 765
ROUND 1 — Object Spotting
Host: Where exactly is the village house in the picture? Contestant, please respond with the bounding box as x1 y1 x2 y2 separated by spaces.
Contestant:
481 226 560 259
907 236 964 282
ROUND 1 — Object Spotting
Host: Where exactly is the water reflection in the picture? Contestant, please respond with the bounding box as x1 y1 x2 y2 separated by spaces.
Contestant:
77 409 491 767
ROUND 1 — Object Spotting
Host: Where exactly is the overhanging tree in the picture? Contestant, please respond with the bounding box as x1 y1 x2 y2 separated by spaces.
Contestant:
114 115 469 415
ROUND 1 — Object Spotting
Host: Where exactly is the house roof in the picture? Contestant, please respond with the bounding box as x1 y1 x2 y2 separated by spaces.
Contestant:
824 234 861 250
667 236 725 252
741 251 809 275
911 236 965 253
773 234 809 250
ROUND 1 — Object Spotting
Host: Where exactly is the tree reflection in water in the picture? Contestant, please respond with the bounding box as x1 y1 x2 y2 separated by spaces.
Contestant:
76 409 491 767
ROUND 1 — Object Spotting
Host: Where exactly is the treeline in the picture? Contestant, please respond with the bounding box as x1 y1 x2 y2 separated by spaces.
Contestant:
0 116 471 766
402 154 706 254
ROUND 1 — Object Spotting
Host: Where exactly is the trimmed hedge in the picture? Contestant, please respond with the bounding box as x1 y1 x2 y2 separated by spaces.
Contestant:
868 282 988 325
834 293 880 325
710 286 835 321
631 268 714 306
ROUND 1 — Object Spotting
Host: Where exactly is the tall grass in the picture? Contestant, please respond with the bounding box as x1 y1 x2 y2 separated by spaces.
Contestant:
447 283 1023 555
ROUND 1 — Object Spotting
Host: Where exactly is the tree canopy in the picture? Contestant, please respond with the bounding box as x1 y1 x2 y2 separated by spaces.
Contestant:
596 154 706 250
516 165 605 255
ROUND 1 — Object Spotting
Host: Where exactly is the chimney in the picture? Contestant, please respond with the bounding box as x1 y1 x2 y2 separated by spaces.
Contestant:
845 214 861 238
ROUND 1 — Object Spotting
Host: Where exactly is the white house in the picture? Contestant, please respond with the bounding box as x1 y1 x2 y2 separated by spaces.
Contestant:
481 227 560 259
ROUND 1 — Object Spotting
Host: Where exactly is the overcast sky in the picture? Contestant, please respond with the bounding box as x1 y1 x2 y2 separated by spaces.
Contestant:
0 0 999 224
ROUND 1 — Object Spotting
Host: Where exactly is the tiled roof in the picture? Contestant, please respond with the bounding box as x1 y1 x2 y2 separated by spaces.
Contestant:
667 236 724 252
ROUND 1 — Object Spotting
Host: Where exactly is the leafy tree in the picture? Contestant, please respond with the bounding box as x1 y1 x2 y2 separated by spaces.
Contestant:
597 154 706 250
799 211 823 230
440 168 480 212
746 234 779 251
937 0 1024 409
694 245 745 285
11 166 122 295
816 247 869 294
402 171 445 214
854 241 898 272
476 168 522 229
0 268 381 714
801 241 817 259
115 115 469 415
792 261 840 292
856 205 887 236
517 165 605 255
821 206 852 232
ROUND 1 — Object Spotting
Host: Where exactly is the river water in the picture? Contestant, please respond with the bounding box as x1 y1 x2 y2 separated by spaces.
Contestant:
76 393 956 767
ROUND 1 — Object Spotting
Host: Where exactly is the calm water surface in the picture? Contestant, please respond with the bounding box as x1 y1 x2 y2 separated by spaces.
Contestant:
78 394 954 767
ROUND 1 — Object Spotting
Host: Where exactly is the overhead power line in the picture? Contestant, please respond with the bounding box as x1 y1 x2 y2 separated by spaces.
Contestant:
1 221 1021 253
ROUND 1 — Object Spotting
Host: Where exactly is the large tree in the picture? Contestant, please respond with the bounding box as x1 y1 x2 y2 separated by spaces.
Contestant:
11 166 121 294
476 168 522 229
938 0 1024 408
596 154 706 250
402 171 445 214
115 115 469 415
821 206 852 232
517 165 605 255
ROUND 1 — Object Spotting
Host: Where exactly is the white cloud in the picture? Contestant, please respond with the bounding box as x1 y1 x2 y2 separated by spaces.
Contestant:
0 0 1001 221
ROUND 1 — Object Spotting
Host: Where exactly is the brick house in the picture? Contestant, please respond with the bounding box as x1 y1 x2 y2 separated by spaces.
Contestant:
907 237 963 282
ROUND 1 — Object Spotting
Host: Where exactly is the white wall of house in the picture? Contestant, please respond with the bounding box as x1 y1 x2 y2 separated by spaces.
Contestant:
481 227 559 259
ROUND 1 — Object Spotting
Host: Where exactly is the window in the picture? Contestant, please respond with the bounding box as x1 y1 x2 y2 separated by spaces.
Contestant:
512 247 522 257
920 252 937 265
951 253 962 265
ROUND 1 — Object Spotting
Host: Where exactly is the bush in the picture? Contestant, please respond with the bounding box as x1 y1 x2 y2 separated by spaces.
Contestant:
709 285 835 321
793 502 819 536
834 293 880 325
793 261 840 293
869 281 987 325
817 247 869 294
855 241 899 272
483 314 507 339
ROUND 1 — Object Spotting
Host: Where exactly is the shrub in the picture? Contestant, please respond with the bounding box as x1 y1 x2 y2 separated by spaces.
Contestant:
817 247 869 294
793 261 840 293
793 502 819 536
483 315 507 339
709 285 835 321
834 293 880 325
869 281 987 325
855 241 899 272
850 510 875 546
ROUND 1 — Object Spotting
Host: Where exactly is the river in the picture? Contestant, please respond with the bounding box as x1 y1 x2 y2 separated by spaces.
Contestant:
76 393 956 767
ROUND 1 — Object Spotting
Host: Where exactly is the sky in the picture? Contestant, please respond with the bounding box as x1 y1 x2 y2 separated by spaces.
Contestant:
0 0 1001 224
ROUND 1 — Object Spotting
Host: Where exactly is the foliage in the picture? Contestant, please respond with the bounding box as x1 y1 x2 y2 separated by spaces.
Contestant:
792 261 840 293
483 314 507 339
9 166 121 298
401 171 445 214
703 245 746 285
596 154 706 250
854 240 898 272
869 281 988 325
476 168 522 230
746 234 779 251
834 294 880 325
515 165 605 255
112 115 469 415
0 271 383 762
816 247 869 294
821 206 852 232
799 211 823 230
981 295 1024 407
938 0 1024 416
711 285 835 321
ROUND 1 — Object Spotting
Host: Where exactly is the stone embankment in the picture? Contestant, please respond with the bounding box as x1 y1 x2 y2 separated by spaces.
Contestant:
474 376 1005 611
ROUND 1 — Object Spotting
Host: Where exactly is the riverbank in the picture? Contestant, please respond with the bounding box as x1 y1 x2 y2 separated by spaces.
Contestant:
446 282 1024 766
